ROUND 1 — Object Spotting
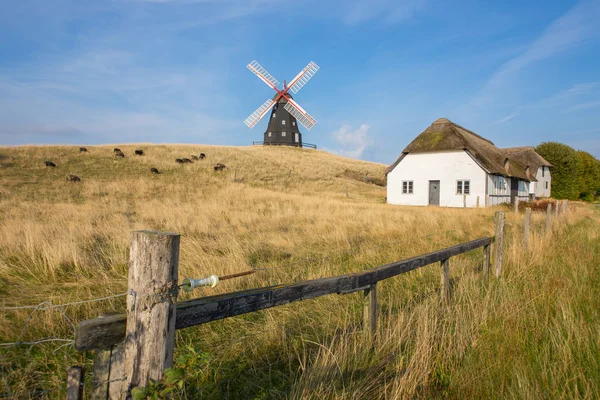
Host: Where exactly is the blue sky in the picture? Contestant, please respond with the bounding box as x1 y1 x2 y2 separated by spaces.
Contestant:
1 0 599 163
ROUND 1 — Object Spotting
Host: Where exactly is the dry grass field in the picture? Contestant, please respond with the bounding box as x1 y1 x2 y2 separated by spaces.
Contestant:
0 144 598 399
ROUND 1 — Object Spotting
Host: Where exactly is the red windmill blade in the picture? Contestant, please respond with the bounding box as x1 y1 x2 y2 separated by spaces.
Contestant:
244 60 319 130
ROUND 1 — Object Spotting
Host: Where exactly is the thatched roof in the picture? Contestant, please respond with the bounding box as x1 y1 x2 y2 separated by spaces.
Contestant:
502 146 552 172
387 118 532 180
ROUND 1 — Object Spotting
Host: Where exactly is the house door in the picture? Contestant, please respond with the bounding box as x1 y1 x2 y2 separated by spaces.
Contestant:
510 178 518 203
429 180 440 205
294 133 299 143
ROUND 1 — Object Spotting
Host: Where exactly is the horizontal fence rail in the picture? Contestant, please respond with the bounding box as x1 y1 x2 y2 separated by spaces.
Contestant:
76 236 491 351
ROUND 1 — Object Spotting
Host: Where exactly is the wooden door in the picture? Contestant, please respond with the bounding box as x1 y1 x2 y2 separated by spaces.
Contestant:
511 178 518 204
429 180 440 205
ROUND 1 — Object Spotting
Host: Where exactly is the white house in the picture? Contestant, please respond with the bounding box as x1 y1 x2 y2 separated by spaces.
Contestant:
503 147 552 199
386 118 537 208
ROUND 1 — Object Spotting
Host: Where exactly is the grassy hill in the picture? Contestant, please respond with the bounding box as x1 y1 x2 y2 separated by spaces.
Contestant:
0 144 598 399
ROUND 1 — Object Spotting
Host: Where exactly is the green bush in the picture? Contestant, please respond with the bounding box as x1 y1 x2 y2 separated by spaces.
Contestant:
536 142 583 200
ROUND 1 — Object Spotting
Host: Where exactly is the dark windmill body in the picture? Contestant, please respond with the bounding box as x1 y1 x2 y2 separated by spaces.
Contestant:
244 61 319 148
264 86 302 146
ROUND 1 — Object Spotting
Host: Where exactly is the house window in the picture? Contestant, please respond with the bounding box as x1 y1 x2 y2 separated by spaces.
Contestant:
272 114 276 118
268 132 272 137
545 181 548 189
292 121 296 126
282 132 286 137
542 166 545 177
402 181 413 194
457 180 470 195
282 120 286 125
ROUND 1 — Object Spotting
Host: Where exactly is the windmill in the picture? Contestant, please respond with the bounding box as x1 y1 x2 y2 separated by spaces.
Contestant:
244 60 319 148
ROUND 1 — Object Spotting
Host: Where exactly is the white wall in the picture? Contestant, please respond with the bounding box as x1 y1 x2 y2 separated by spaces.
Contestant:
387 151 487 208
533 166 551 198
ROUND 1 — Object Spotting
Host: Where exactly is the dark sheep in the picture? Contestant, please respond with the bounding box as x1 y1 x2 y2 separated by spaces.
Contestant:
44 161 56 167
182 158 193 164
213 163 226 171
79 147 88 153
115 151 125 158
199 153 206 159
113 148 121 153
150 168 160 174
66 174 81 182
175 158 184 164
191 155 199 161
135 149 144 156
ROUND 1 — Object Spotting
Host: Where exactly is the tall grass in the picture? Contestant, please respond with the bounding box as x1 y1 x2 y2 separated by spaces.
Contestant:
0 144 598 398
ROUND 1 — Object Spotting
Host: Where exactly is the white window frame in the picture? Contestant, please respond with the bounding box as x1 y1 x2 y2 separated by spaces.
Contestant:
456 180 470 195
402 181 414 194
272 113 276 118
282 120 286 125
267 132 272 137
282 131 286 137
292 121 296 126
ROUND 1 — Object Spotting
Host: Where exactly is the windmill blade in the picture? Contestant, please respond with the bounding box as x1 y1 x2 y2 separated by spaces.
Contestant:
284 98 317 130
244 98 276 128
287 61 320 95
247 60 280 90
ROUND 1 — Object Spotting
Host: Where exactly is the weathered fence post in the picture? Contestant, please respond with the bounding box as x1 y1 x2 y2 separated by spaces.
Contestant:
233 167 237 183
67 366 84 400
545 203 552 234
288 168 292 178
123 231 180 397
555 200 559 219
514 197 519 214
363 284 377 338
524 207 531 250
476 196 480 208
494 212 505 278
346 184 349 199
564 200 569 214
441 258 450 303
463 194 467 208
482 244 491 281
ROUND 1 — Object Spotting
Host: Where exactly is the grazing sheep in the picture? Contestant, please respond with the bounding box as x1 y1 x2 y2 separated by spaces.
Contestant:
135 149 144 156
115 151 125 158
182 158 193 164
79 147 88 153
199 153 206 159
191 155 199 161
150 168 160 174
66 174 81 182
213 163 226 171
113 148 121 153
44 161 56 167
175 158 184 164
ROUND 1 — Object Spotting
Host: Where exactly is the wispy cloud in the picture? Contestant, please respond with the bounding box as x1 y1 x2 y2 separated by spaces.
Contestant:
565 100 600 112
327 124 373 159
471 0 600 108
490 112 519 125
342 0 426 25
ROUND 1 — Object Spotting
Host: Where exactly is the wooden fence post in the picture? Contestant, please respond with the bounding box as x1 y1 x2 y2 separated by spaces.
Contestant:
346 184 349 199
463 194 467 208
524 207 531 250
67 366 84 400
233 167 237 183
494 212 505 278
476 196 480 208
545 203 552 234
564 200 568 214
514 197 519 214
441 258 450 303
123 231 180 396
482 244 491 281
555 200 559 219
363 284 377 338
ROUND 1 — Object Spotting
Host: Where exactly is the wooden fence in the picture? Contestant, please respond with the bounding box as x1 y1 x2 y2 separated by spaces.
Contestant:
68 200 569 399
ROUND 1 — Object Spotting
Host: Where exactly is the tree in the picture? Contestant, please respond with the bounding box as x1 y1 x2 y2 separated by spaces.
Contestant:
535 142 582 200
577 151 600 201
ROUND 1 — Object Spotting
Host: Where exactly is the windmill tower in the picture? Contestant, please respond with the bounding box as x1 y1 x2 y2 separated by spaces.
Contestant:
244 60 319 148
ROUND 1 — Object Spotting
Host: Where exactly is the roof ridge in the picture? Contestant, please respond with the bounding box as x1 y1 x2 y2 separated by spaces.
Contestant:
448 121 495 146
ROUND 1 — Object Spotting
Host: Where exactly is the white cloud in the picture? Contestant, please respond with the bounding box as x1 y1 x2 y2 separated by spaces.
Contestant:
490 112 519 125
329 124 373 159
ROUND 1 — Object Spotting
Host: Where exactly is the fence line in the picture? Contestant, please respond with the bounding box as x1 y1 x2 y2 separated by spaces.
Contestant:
0 201 571 399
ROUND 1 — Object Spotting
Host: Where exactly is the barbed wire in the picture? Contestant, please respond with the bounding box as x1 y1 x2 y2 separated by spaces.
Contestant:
0 291 128 311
